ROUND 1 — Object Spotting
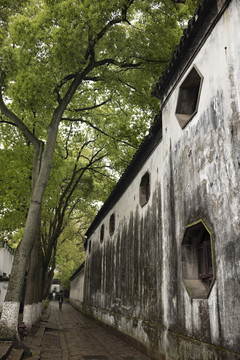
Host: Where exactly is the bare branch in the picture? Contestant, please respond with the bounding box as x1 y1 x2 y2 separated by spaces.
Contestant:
83 76 104 82
134 56 169 64
71 97 111 112
0 119 17 127
89 167 115 181
94 58 142 69
61 117 137 149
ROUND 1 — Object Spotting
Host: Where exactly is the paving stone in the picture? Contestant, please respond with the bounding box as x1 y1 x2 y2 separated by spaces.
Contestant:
0 341 12 359
7 348 24 360
24 302 153 360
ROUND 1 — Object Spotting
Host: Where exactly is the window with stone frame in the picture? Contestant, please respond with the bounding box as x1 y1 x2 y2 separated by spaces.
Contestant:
176 66 203 129
181 220 215 299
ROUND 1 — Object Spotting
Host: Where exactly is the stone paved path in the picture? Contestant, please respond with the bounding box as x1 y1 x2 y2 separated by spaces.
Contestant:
25 301 153 360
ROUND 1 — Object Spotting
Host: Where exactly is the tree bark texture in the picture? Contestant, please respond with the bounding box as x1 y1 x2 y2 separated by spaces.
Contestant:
1 112 60 329
0 69 86 331
23 239 39 328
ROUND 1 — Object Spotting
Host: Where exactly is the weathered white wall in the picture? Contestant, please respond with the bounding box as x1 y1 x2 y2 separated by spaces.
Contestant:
0 281 9 312
0 243 14 277
77 1 240 359
70 268 85 311
160 0 240 355
50 283 61 293
0 243 14 312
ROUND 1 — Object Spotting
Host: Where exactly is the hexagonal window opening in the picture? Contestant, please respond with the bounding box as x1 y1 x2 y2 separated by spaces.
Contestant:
181 220 215 299
176 66 203 129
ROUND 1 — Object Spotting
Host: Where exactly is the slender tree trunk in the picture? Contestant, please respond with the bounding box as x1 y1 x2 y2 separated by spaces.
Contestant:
0 76 84 333
36 247 44 315
22 141 43 329
23 240 39 329
0 201 42 331
0 113 60 331
32 241 41 324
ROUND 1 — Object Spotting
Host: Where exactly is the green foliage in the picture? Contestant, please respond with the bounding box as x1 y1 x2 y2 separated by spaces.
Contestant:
0 0 198 284
56 224 85 289
0 124 32 237
44 297 50 308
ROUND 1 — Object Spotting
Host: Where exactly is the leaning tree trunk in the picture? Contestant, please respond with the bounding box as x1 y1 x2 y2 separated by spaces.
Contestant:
0 75 84 335
0 111 61 333
0 201 42 333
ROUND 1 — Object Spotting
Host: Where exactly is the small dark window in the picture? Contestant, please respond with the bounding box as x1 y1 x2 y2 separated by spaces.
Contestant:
181 220 215 299
176 66 203 129
88 240 92 254
100 224 104 243
109 213 115 236
140 172 150 207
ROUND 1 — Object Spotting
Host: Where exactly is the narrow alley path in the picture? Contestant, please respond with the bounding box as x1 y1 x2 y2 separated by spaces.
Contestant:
25 301 153 360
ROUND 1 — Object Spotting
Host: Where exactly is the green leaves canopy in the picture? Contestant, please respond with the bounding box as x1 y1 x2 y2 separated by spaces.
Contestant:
0 0 198 284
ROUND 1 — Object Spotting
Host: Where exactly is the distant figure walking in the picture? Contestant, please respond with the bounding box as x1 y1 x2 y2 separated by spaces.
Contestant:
59 291 63 310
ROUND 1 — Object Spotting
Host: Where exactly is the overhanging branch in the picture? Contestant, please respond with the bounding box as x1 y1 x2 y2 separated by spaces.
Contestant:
0 119 17 127
61 117 137 149
94 58 142 69
0 88 42 150
71 97 111 112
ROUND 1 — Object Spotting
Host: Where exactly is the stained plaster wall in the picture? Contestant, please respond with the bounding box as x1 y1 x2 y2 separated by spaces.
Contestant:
0 244 14 312
75 1 240 359
0 281 9 313
0 244 14 278
70 268 85 311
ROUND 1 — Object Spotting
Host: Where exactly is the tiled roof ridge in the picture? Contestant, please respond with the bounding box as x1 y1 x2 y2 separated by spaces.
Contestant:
152 0 217 99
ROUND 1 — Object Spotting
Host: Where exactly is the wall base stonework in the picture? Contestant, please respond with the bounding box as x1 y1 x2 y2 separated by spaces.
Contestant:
84 305 240 360
69 299 84 313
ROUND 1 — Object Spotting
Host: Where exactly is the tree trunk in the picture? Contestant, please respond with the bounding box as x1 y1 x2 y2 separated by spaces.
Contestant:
23 240 39 329
0 76 83 332
0 201 42 331
0 112 60 331
32 242 41 325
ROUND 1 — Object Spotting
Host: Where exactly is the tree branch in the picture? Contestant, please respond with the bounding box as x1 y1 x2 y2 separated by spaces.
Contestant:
71 97 111 112
85 0 135 63
94 58 142 69
83 76 104 82
61 117 137 148
53 73 78 103
0 119 17 127
0 89 41 150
